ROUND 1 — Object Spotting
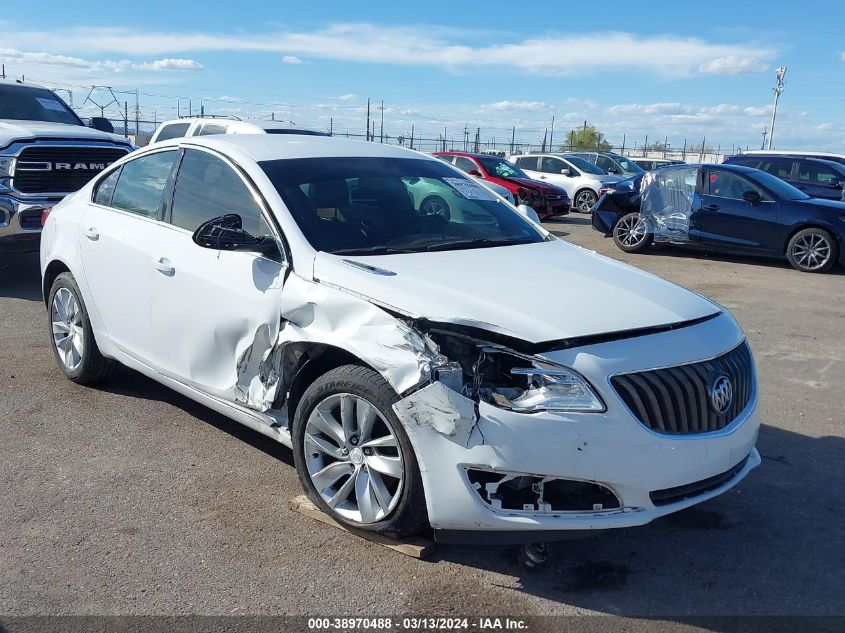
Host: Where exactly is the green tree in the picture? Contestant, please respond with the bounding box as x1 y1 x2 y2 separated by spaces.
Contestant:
563 124 611 151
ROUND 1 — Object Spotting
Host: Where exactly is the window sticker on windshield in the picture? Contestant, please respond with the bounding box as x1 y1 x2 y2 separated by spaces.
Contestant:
36 97 67 112
443 177 497 200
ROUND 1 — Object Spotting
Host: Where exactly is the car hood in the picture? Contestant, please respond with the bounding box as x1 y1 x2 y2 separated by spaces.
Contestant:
312 240 719 344
0 120 132 147
500 176 566 194
794 196 845 212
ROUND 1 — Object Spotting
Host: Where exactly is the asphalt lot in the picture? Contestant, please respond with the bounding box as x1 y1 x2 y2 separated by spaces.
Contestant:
1 217 843 622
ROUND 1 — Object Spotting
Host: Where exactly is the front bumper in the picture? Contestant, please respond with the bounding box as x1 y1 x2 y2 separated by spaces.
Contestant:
0 193 55 251
399 312 761 543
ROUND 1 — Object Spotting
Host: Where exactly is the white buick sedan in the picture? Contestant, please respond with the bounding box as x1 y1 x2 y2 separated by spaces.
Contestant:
40 136 760 543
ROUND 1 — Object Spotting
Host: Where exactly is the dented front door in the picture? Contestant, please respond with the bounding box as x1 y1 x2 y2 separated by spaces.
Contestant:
147 147 287 406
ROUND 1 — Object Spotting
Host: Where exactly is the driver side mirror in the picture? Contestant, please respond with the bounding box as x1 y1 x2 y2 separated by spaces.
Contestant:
560 168 571 176
516 204 540 223
89 117 114 133
829 177 842 189
607 167 620 174
467 169 482 177
742 190 763 204
192 214 278 256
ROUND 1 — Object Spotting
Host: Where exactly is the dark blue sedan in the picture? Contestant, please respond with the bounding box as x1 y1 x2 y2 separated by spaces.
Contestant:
591 164 845 273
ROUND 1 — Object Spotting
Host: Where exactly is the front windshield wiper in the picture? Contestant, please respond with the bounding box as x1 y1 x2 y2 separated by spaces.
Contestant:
331 245 417 256
421 237 536 252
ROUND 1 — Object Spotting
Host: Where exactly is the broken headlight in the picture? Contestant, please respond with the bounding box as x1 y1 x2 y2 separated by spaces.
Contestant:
505 364 604 412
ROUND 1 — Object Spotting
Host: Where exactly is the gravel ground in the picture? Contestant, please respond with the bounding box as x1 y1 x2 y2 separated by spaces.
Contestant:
1 217 843 623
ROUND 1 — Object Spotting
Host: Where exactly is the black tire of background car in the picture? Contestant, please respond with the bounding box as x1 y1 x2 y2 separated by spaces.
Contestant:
419 195 451 220
291 364 429 538
47 272 115 384
612 212 654 253
786 227 839 273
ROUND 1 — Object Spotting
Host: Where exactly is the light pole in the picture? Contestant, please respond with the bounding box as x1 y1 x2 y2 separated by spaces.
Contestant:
767 67 786 150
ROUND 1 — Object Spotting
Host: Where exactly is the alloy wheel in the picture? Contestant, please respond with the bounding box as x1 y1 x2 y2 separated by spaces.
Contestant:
51 287 84 371
303 393 404 524
791 233 831 271
615 214 648 247
577 190 597 213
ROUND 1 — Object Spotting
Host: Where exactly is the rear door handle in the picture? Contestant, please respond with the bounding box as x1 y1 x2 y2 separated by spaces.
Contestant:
84 227 99 241
152 257 175 276
704 204 720 212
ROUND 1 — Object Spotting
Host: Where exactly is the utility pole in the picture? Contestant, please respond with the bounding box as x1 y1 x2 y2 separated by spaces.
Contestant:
1 64 4 79
549 115 555 150
379 100 384 143
410 124 414 150
510 126 515 155
474 127 480 153
124 101 129 138
761 126 768 150
366 98 370 141
134 89 140 138
767 67 786 150
329 117 333 136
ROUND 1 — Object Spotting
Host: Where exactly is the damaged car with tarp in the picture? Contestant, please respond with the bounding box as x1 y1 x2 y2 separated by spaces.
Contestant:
40 136 761 544
592 163 845 273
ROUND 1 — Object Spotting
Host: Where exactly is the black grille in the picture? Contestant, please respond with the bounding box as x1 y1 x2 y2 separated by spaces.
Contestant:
611 341 754 434
18 208 42 230
13 146 129 194
650 454 750 506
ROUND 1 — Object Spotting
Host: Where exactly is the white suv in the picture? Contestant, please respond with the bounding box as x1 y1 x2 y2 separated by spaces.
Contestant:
150 117 328 144
510 153 622 213
40 135 760 543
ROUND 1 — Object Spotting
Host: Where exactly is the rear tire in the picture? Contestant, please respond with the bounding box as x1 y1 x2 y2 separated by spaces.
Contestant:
786 228 838 273
292 364 428 537
47 272 114 384
613 212 653 253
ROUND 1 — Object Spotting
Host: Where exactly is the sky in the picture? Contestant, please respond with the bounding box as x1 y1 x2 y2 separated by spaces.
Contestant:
2 1 845 152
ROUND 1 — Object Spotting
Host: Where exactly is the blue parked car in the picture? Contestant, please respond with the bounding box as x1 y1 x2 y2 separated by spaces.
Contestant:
591 163 845 273
724 154 845 202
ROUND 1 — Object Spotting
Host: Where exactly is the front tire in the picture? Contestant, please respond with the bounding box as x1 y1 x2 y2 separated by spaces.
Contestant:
292 365 428 537
613 212 653 253
47 272 114 384
786 228 838 273
574 188 597 213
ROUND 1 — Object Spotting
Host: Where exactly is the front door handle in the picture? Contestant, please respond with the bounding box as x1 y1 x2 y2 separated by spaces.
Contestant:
84 227 99 241
704 204 720 212
152 257 175 276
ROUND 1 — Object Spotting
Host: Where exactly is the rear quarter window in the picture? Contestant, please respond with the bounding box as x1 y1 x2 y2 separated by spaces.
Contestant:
154 122 190 142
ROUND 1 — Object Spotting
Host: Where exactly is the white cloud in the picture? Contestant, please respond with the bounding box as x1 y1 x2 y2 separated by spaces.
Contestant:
282 55 302 64
482 100 552 112
816 123 834 131
606 102 689 115
2 24 776 78
135 57 203 71
841 52 845 61
699 55 768 74
218 95 239 102
337 93 358 100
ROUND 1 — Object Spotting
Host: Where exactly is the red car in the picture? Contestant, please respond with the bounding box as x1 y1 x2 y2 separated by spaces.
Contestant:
434 151 570 220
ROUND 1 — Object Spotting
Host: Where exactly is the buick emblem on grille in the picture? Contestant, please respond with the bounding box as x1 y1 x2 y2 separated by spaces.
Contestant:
709 374 733 415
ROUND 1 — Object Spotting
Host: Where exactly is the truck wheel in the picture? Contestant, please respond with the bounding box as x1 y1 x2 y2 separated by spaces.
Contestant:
292 365 428 537
613 212 653 253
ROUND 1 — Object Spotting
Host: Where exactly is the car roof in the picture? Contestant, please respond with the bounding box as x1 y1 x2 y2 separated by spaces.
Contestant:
436 151 504 159
0 78 49 90
740 149 845 158
156 117 321 132
153 134 434 162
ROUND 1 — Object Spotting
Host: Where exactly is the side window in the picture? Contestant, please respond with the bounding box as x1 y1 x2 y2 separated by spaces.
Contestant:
110 151 176 219
170 149 270 237
454 156 480 174
514 156 538 171
540 157 563 174
196 123 228 136
706 171 759 199
595 155 614 171
93 168 121 206
155 122 190 142
797 161 838 184
435 155 455 165
759 159 793 179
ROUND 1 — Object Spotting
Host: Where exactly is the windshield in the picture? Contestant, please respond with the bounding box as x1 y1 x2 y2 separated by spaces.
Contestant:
0 85 82 126
560 155 605 175
475 156 528 179
750 170 810 200
260 157 545 255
